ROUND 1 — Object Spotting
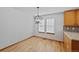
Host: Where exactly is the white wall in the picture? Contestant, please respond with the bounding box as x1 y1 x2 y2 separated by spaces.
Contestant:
34 12 64 41
0 7 34 48
0 7 77 48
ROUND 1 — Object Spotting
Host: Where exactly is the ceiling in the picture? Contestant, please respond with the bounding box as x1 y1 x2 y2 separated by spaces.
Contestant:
13 7 78 16
38 7 78 15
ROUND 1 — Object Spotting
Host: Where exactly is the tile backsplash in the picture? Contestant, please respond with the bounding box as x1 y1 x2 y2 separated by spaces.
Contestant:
64 26 79 32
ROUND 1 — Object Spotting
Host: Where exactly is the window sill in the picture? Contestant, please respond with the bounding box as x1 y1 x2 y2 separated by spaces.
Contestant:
46 32 55 35
39 32 55 35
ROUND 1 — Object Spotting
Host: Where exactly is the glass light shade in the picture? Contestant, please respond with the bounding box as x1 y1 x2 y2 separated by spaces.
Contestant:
34 16 43 24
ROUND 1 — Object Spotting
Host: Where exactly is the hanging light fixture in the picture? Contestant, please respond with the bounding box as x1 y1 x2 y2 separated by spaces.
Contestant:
34 7 43 24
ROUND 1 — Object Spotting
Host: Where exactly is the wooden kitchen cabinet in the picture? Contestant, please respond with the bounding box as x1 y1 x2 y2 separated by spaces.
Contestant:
64 10 76 26
76 10 79 26
64 33 79 52
64 34 71 52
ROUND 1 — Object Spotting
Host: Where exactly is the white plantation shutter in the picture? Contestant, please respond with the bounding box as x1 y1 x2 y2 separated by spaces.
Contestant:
38 19 45 32
46 18 55 33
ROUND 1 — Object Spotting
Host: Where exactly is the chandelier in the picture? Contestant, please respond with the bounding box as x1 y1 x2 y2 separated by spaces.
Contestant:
34 7 43 24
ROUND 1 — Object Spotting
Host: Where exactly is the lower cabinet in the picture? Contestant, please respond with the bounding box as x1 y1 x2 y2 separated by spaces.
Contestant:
64 34 79 52
64 34 71 52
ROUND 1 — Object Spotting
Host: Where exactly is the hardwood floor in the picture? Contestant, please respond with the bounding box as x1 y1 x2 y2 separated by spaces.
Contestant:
0 36 64 52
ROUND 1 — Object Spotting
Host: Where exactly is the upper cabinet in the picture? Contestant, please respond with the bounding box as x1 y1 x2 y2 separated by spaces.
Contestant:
76 10 79 26
64 10 76 26
64 9 79 26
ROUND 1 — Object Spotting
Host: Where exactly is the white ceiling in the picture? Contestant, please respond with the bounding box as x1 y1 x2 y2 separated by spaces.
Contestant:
13 7 78 16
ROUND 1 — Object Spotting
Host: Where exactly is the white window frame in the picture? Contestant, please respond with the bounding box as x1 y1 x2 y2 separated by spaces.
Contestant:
38 19 45 32
46 18 55 34
38 18 55 34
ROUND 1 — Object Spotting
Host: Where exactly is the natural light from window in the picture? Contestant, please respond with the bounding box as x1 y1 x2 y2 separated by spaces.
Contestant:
38 18 55 34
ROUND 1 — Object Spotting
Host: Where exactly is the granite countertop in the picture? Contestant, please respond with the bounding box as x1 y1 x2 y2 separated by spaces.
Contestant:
64 31 79 41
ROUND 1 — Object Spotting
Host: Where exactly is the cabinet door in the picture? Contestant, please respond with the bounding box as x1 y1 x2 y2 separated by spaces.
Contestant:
72 40 79 52
76 10 79 26
64 34 71 52
64 10 76 26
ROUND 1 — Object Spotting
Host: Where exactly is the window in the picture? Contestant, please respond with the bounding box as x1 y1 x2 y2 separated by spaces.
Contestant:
38 18 55 34
38 19 45 32
46 18 55 33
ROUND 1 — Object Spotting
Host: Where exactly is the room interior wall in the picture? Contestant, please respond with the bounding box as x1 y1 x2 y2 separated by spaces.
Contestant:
34 12 64 41
0 7 77 48
0 7 34 48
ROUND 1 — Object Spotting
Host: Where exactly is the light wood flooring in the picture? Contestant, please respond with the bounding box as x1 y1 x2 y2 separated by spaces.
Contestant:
0 36 64 52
